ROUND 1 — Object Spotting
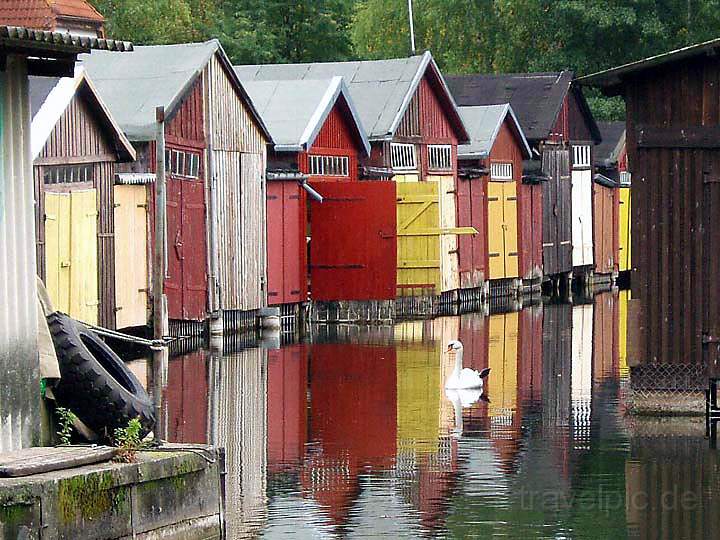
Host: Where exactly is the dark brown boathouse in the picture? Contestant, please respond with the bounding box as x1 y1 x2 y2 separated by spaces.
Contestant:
580 38 720 396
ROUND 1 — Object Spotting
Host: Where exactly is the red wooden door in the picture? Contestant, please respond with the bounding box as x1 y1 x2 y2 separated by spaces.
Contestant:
166 350 209 444
266 181 307 306
457 176 487 288
163 176 207 321
309 181 396 301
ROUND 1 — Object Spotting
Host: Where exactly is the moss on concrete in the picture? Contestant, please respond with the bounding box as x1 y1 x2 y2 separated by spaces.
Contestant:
57 471 128 524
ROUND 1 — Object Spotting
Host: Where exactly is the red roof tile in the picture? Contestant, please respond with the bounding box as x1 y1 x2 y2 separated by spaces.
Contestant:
0 0 104 31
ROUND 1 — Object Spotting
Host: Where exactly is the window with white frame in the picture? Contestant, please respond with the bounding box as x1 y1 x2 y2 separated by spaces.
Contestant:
490 162 513 181
428 144 452 171
572 145 591 168
43 164 93 185
390 143 417 171
309 155 349 177
165 149 201 178
619 171 632 186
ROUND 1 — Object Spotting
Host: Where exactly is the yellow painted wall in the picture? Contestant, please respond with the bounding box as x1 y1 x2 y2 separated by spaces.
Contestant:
45 190 98 324
487 180 520 280
487 312 518 422
619 186 631 272
114 185 149 329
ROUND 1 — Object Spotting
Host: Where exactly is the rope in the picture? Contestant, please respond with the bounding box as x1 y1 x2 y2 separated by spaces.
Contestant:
78 321 171 351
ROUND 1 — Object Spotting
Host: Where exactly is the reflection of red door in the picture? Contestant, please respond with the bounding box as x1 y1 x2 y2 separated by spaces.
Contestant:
266 181 307 305
267 344 308 472
163 176 207 321
166 350 208 443
309 182 396 301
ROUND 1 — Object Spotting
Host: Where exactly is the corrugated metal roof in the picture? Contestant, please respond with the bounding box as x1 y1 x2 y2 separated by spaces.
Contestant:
81 39 271 142
457 104 531 159
242 77 370 155
0 25 131 52
234 51 468 142
447 72 575 143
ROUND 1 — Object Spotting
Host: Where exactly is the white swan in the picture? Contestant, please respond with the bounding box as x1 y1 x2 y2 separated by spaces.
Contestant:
444 340 490 390
445 388 484 436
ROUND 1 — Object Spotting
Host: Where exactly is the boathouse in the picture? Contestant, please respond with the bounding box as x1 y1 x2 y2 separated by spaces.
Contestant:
82 40 271 332
236 52 471 315
447 72 601 285
0 26 131 451
592 121 626 283
0 0 106 37
456 104 533 297
30 67 136 329
579 38 720 399
241 77 396 319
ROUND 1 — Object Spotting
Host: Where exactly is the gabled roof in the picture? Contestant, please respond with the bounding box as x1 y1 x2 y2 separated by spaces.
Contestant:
234 51 469 143
30 66 136 161
578 37 720 89
447 71 601 144
594 121 625 167
242 76 370 156
458 103 531 159
0 1 104 31
81 39 271 142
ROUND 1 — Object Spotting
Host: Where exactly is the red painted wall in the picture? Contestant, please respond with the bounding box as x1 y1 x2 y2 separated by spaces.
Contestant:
457 174 487 288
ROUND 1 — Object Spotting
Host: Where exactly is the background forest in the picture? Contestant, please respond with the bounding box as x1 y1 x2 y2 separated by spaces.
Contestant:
89 0 720 119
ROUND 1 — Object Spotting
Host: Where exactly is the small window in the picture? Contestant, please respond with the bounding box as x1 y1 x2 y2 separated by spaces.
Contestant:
619 171 632 186
428 144 452 171
390 143 417 171
43 164 92 185
309 155 349 177
165 149 201 178
490 162 513 181
572 145 591 168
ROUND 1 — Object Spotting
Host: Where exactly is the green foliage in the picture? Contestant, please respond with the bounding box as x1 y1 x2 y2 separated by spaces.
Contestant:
113 418 144 463
55 407 76 446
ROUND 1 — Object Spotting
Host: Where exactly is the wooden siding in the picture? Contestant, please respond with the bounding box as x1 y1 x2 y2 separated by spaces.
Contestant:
624 56 720 372
549 91 595 144
593 182 618 275
114 184 148 329
541 145 573 276
456 172 486 288
206 54 267 313
166 76 205 147
34 92 118 327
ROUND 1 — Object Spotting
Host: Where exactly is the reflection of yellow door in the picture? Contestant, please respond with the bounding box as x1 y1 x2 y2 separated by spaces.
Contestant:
619 290 630 376
114 185 149 329
45 190 99 324
619 187 631 272
396 344 440 454
487 181 519 280
487 312 519 421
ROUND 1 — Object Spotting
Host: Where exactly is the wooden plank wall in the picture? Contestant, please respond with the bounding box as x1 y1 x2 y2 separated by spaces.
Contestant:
34 93 117 327
206 56 267 313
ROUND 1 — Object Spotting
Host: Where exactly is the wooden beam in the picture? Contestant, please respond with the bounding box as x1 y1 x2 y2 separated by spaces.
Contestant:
637 125 720 148
35 154 116 166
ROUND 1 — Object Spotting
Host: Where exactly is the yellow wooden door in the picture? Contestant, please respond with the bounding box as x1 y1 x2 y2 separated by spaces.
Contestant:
503 181 520 278
114 185 149 329
487 312 519 423
44 190 98 324
45 192 72 313
619 186 631 272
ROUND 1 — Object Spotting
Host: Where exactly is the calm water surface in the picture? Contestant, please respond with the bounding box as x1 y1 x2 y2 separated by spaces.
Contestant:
147 290 720 539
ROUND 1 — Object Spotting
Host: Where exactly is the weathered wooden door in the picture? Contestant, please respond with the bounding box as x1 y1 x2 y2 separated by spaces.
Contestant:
309 181 396 301
44 190 99 324
704 167 720 377
114 184 148 329
618 186 631 272
397 180 474 295
571 145 594 268
164 176 207 321
542 146 572 276
487 180 519 280
542 303 572 426
266 181 306 306
593 183 616 275
456 176 486 289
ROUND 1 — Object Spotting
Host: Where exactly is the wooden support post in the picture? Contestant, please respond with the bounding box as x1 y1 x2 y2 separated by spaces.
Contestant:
151 106 168 441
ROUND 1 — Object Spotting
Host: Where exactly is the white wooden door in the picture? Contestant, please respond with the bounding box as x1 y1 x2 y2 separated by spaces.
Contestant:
571 145 594 267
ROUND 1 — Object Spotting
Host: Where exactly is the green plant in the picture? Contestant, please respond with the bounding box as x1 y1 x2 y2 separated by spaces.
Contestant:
113 418 144 463
55 407 77 445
